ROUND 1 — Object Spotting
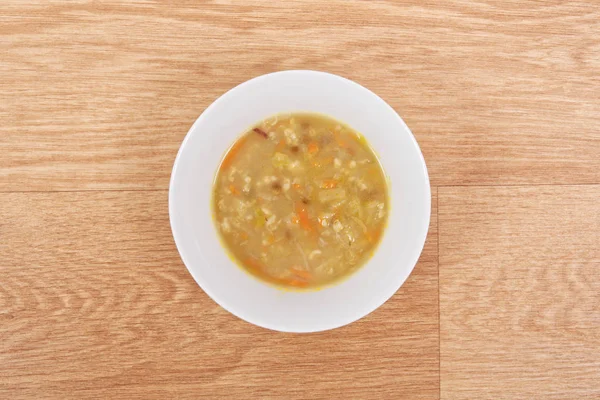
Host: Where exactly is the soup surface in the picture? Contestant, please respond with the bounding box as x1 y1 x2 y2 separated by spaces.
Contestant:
213 113 388 288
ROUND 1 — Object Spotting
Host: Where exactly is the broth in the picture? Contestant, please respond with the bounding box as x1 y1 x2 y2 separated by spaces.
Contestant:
213 113 388 288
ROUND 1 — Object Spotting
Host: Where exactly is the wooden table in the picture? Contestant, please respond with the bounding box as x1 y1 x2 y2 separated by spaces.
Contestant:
2 1 599 399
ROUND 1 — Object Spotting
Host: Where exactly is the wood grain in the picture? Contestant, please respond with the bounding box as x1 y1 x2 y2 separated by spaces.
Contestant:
3 0 600 398
2 0 599 191
0 191 439 399
438 185 600 400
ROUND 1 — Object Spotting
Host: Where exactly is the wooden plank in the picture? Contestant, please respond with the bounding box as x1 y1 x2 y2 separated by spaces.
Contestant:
2 1 599 191
438 185 600 399
0 190 438 399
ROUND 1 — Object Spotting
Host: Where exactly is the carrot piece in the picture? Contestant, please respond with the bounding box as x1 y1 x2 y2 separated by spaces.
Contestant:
292 183 302 190
290 268 312 280
229 184 240 195
244 258 310 288
220 136 246 170
320 179 338 189
245 257 264 273
285 266 313 287
295 202 313 232
246 257 279 284
308 142 319 154
286 279 309 288
276 139 286 151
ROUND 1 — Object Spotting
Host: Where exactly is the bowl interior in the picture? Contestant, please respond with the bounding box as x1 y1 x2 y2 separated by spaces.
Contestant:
169 70 430 332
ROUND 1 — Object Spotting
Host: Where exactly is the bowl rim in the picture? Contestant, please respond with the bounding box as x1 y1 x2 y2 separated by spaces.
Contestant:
169 70 431 332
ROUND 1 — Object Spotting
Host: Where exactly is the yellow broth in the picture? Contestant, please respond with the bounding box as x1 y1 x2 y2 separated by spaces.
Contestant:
213 113 388 289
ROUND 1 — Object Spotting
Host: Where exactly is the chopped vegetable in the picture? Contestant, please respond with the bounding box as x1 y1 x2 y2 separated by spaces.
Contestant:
295 201 313 232
229 184 240 195
254 208 266 227
220 136 247 170
245 257 264 273
308 142 319 154
284 279 309 288
290 267 312 280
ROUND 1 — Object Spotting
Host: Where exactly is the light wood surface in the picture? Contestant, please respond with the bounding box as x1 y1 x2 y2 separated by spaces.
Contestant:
0 191 438 399
2 1 600 191
1 1 599 399
439 186 600 399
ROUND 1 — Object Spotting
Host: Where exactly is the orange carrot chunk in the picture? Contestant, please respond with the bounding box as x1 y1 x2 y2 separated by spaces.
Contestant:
290 268 312 280
245 257 264 273
220 136 247 170
295 202 313 232
276 139 286 151
285 279 309 288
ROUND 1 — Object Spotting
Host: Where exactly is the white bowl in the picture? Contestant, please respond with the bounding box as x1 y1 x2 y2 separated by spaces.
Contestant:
169 70 430 332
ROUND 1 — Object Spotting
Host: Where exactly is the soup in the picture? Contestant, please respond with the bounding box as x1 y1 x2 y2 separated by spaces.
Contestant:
213 113 388 288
